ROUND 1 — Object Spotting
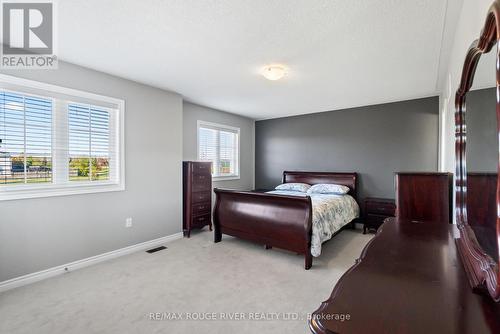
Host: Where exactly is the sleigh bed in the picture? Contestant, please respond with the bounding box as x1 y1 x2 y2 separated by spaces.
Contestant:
213 171 359 270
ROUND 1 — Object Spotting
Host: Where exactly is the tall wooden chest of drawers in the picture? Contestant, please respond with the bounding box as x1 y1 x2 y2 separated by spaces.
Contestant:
183 161 212 237
395 172 453 224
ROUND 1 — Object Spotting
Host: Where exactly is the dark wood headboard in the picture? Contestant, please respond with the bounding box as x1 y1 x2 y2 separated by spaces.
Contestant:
282 171 358 200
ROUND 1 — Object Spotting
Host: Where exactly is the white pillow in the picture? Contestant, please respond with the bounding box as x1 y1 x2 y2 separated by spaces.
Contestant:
275 183 311 193
307 183 350 195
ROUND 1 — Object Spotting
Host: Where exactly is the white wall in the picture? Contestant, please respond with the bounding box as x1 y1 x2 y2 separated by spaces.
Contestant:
0 62 183 282
183 102 255 191
439 0 494 172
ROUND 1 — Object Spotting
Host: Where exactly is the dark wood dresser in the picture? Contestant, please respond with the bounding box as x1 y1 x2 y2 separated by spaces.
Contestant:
309 218 500 333
395 172 453 224
363 197 396 234
182 161 212 237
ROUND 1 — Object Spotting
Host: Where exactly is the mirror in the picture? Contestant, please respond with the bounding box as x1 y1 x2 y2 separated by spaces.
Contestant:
455 2 500 302
466 44 498 263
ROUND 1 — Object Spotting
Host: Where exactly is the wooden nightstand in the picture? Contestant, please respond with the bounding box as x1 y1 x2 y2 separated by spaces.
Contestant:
363 197 396 234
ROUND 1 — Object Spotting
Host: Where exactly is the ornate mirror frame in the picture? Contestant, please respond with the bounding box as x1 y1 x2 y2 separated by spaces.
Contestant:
455 0 500 302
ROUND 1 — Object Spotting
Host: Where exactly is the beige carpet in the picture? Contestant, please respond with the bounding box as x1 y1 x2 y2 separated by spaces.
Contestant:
0 229 372 334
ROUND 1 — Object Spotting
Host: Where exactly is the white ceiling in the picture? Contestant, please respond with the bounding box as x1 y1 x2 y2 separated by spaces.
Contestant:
58 0 451 120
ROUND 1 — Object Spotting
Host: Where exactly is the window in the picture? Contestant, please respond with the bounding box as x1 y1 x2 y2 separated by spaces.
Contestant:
0 74 124 201
197 121 239 180
0 92 52 185
68 104 111 182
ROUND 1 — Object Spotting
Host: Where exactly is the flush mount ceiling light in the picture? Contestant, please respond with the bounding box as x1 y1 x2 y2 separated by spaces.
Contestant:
261 65 288 81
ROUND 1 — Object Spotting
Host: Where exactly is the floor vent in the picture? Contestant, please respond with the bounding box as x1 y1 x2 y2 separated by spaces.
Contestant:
146 246 167 254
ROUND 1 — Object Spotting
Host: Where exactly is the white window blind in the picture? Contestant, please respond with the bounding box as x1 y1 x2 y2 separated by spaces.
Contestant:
68 104 114 182
0 74 124 201
198 121 239 179
0 91 53 185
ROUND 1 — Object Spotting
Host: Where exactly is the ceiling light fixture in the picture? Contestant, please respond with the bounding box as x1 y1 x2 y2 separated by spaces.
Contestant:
261 64 288 81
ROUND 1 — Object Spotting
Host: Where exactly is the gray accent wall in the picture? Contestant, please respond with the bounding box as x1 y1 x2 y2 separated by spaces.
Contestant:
467 88 497 172
183 102 255 190
255 97 439 200
0 62 183 282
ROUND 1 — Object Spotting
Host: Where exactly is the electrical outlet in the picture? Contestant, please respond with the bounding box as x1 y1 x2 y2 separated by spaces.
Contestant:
125 217 133 228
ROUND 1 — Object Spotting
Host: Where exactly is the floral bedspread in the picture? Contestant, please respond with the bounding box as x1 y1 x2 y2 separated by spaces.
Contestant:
267 191 360 257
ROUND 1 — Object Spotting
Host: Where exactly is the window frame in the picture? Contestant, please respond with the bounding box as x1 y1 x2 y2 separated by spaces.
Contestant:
197 120 240 181
0 74 125 201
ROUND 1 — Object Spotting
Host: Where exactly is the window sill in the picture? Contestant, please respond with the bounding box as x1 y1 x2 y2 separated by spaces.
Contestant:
0 182 125 201
213 176 241 182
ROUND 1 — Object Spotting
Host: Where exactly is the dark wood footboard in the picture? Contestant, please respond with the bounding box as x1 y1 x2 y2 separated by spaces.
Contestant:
213 189 314 269
213 171 358 270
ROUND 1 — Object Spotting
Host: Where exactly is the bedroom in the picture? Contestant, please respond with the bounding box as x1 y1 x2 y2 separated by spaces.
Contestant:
0 0 499 333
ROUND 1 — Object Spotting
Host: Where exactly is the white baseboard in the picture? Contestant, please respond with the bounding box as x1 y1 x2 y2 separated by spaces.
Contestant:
0 232 183 293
